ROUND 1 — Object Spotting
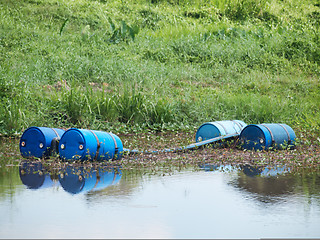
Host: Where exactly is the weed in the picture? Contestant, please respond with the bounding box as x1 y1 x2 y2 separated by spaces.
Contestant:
107 18 140 43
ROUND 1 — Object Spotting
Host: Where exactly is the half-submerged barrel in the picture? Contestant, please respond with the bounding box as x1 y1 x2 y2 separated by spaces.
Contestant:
20 127 65 158
239 123 296 151
195 120 247 142
58 128 123 161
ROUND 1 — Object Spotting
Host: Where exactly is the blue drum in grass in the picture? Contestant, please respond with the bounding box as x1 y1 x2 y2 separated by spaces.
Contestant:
239 123 296 151
58 166 122 194
58 128 123 161
20 127 65 158
195 120 247 142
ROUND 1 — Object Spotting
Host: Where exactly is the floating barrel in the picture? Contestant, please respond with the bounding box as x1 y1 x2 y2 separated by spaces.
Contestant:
239 123 296 151
195 120 247 142
58 128 123 161
20 127 65 158
59 166 122 194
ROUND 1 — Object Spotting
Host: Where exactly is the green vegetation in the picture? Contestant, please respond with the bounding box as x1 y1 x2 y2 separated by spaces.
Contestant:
0 0 319 139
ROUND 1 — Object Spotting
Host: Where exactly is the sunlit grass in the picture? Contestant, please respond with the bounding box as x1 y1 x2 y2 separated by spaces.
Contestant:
0 0 319 138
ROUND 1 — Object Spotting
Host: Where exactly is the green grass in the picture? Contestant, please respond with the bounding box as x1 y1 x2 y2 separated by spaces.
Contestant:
0 0 319 139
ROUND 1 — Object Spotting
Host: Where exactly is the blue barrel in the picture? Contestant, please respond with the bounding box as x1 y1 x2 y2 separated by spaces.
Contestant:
58 166 122 194
20 127 65 158
58 128 123 161
195 120 247 142
239 123 296 151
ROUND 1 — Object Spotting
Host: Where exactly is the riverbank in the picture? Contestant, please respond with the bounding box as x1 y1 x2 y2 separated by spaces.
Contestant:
1 132 320 175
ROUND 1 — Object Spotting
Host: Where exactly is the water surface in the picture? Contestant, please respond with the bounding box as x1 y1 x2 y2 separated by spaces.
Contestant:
1 160 320 239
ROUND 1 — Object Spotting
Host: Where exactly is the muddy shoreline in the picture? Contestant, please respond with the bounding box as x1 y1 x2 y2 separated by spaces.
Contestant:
1 132 320 174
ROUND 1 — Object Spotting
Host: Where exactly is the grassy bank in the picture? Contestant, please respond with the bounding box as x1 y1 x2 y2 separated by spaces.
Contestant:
0 0 319 141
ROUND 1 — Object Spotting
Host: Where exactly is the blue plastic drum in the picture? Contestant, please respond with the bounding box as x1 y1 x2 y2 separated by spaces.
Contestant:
20 127 65 158
239 123 296 151
58 128 123 161
195 120 247 142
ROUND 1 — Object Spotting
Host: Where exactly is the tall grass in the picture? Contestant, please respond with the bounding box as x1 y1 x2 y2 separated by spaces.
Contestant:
1 72 318 135
0 0 319 137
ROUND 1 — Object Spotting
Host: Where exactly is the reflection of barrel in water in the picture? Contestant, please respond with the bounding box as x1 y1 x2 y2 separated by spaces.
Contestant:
198 164 220 172
58 166 122 194
240 164 288 177
233 164 295 203
198 164 235 172
19 161 60 189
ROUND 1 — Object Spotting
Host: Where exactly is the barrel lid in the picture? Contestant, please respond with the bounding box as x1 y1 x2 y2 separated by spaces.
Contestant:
20 127 47 158
240 124 269 151
59 128 86 160
195 122 220 142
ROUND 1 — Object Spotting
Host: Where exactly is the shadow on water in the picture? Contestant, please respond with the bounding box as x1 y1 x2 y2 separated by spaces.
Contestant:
19 160 122 194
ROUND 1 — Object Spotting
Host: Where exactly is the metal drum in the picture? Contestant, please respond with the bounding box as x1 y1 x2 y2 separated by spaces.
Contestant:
195 120 247 142
239 123 296 151
19 127 65 158
58 128 123 161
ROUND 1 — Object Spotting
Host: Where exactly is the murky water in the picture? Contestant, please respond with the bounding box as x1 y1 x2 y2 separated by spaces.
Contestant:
1 158 320 239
